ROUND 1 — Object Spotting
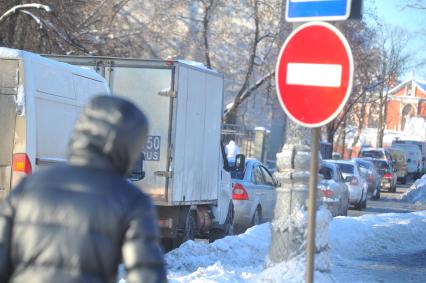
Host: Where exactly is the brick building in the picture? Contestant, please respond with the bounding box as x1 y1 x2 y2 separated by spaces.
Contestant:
386 77 426 131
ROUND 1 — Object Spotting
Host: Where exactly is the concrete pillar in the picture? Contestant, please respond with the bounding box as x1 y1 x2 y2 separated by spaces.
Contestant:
254 127 270 164
266 121 330 273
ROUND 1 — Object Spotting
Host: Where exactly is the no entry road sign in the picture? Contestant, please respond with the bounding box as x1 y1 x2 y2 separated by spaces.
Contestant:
275 22 354 128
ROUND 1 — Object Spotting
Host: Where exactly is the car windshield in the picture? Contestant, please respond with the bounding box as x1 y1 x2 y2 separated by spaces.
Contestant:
335 163 354 174
360 150 384 159
230 170 245 180
319 166 333 180
372 160 390 170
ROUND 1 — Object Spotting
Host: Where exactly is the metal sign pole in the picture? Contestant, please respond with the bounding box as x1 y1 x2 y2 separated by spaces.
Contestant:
305 127 320 283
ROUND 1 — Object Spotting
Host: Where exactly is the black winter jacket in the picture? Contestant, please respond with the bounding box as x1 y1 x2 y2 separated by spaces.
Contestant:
0 96 167 283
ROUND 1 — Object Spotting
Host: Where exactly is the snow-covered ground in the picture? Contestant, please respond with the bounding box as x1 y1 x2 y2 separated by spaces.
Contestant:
402 175 426 205
118 182 426 282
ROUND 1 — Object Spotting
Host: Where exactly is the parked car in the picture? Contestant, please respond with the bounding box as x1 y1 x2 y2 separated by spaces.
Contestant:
354 158 381 200
388 148 408 184
391 143 423 179
326 160 368 210
358 147 394 163
319 162 350 216
231 159 277 234
370 159 398 193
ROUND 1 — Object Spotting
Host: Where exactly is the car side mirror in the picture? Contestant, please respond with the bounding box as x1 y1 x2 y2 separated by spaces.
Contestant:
128 152 145 181
344 176 352 182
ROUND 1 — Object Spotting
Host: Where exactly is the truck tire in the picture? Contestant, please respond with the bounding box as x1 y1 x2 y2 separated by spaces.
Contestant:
209 202 234 243
177 209 197 246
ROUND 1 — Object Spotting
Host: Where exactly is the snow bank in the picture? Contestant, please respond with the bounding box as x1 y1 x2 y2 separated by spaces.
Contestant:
118 209 426 283
330 210 426 259
167 223 270 282
402 175 426 204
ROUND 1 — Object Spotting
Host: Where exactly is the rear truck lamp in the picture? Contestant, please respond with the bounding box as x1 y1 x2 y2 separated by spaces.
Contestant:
232 183 249 200
158 218 173 229
12 153 32 175
350 176 359 185
383 173 393 179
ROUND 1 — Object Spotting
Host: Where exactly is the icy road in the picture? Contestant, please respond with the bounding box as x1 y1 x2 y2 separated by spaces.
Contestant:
118 176 426 283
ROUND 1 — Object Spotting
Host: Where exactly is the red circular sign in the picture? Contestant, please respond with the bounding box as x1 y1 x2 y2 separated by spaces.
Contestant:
276 21 354 128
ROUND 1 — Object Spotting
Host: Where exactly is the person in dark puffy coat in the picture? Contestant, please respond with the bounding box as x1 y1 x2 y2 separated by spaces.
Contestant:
0 95 167 283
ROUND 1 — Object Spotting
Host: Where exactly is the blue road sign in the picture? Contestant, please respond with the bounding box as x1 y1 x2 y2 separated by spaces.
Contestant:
286 0 352 22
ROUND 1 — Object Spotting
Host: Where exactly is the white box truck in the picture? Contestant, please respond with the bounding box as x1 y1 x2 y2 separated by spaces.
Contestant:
0 48 110 200
46 55 239 248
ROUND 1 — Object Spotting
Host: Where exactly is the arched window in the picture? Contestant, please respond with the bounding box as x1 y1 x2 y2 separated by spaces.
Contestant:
401 104 414 131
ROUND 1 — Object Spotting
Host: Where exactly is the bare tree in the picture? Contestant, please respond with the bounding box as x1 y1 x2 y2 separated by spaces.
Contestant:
325 19 380 151
375 25 410 147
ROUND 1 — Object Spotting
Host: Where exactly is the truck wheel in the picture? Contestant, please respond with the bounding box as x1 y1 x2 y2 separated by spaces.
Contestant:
209 202 234 243
177 210 197 246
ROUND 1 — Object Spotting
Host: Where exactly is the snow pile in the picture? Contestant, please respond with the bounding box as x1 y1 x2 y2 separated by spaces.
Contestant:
330 210 426 283
166 207 333 283
402 175 426 204
119 209 426 282
167 223 270 282
330 211 426 259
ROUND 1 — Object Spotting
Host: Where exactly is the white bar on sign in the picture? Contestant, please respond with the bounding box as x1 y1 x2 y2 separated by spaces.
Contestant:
286 63 342 87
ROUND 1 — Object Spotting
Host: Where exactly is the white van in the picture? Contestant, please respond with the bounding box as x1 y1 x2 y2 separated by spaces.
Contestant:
0 48 110 200
391 143 423 178
392 140 426 175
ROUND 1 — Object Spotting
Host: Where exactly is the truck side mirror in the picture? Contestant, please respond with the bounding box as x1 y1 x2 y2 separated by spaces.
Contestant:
234 154 246 173
128 152 145 181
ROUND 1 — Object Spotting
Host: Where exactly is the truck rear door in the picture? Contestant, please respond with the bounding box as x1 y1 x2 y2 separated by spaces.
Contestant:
107 64 173 202
0 59 19 199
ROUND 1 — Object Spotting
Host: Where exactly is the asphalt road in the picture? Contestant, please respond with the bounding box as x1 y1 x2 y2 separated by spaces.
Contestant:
348 180 426 217
342 179 426 283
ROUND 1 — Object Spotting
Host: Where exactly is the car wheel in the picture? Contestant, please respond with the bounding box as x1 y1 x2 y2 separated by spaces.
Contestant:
251 206 262 226
355 199 362 210
370 187 377 200
376 187 381 200
362 191 367 209
342 198 348 216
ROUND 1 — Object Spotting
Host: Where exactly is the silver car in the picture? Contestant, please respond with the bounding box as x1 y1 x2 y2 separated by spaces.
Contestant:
319 162 350 216
326 160 368 210
231 159 277 234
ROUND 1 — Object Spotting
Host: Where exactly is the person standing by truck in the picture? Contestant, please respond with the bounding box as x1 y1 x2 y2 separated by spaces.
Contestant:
0 96 167 283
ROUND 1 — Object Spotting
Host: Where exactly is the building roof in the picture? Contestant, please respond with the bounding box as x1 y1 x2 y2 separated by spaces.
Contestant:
388 77 426 95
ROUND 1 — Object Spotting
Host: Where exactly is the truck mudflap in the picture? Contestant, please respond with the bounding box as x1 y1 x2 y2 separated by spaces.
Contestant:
0 59 19 199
